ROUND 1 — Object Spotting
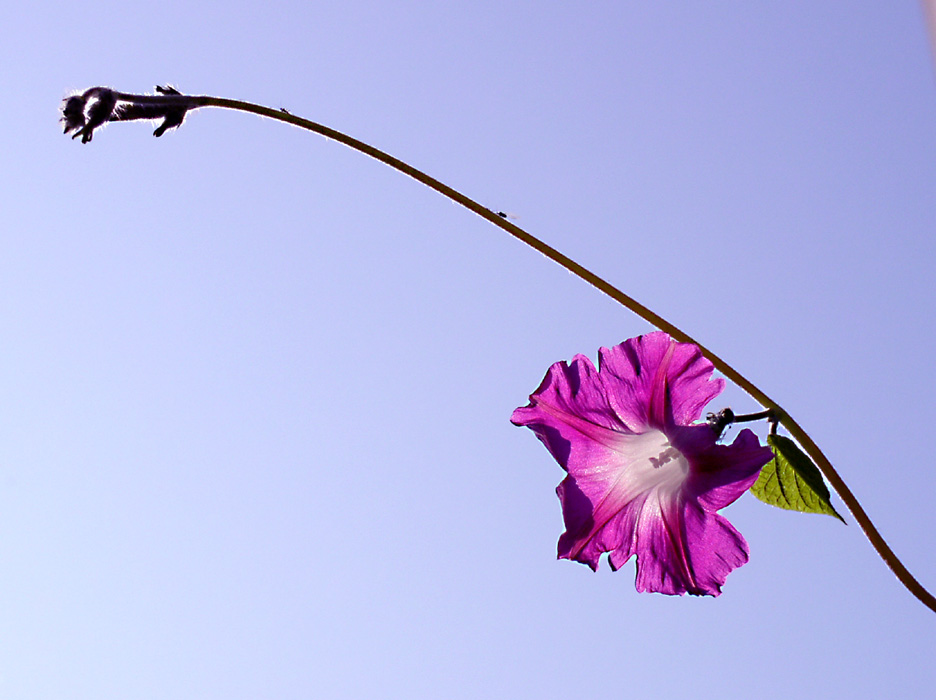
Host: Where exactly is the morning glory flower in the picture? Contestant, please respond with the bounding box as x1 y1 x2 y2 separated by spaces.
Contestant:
512 332 773 596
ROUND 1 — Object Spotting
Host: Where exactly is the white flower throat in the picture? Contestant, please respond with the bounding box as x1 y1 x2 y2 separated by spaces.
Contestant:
619 429 690 494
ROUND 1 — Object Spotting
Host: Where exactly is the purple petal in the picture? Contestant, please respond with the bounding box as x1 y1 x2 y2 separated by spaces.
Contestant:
511 353 637 474
687 428 774 512
622 494 751 596
597 332 724 430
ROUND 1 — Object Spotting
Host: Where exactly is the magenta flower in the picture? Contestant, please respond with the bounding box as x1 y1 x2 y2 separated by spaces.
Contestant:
512 332 773 596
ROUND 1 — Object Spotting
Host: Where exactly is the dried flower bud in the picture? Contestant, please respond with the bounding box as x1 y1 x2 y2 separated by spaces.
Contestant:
63 85 195 142
80 88 118 143
61 88 119 143
60 95 86 135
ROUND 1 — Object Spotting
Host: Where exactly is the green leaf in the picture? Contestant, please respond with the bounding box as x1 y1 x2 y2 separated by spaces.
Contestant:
750 435 845 522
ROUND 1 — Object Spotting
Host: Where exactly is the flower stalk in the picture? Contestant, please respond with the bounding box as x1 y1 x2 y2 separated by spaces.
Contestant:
63 86 936 613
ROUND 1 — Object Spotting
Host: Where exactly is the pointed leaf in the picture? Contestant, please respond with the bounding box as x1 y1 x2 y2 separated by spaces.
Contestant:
750 435 845 522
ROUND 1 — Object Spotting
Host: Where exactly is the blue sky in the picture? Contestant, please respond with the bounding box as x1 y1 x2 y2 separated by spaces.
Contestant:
2 2 935 698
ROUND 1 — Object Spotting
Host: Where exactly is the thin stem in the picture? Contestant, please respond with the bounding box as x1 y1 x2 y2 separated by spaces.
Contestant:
117 91 936 614
731 409 775 424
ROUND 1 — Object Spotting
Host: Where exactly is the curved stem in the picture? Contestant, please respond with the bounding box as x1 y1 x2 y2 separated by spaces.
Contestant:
118 91 936 613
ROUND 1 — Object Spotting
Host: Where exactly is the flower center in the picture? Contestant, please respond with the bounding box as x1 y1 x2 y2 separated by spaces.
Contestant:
617 429 689 496
649 446 682 470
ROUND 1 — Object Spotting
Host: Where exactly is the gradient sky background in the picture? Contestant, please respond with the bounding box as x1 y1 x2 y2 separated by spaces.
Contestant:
2 2 935 698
